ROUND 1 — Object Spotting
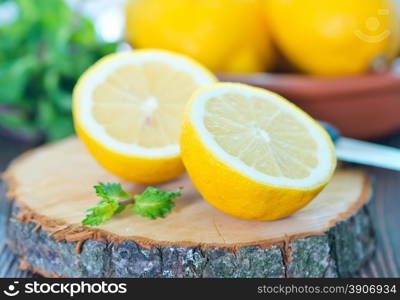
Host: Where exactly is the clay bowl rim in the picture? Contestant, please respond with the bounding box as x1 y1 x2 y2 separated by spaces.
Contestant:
217 67 400 102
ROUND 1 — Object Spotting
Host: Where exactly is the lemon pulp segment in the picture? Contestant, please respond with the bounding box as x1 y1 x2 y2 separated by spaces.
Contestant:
91 62 198 148
204 93 318 179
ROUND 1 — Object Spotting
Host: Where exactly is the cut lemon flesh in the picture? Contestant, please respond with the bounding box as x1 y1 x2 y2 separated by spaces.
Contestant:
181 83 336 220
73 50 216 183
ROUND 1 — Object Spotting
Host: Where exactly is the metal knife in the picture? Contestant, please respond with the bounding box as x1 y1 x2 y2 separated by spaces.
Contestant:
321 122 400 171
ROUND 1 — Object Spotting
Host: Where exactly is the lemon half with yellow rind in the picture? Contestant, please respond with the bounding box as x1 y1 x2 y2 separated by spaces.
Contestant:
181 83 336 220
73 50 217 184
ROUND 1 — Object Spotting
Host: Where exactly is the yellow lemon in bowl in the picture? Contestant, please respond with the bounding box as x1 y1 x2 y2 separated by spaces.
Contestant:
265 0 400 77
125 0 275 73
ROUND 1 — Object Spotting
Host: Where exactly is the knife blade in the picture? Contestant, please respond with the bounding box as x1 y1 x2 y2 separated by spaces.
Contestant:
319 121 400 171
335 137 400 171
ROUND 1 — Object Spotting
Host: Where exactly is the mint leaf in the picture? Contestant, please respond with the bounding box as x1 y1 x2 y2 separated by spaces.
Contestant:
82 184 181 225
132 187 181 220
82 199 119 226
82 183 130 225
0 0 118 142
94 183 130 202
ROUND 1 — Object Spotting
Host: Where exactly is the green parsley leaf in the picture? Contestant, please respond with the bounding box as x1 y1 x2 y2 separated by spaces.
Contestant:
132 187 181 220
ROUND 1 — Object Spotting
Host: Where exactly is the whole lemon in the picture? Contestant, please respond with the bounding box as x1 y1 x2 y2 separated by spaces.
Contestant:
265 0 400 77
125 0 275 73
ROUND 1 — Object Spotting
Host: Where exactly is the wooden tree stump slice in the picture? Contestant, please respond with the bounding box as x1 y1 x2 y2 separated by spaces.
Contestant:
3 138 375 278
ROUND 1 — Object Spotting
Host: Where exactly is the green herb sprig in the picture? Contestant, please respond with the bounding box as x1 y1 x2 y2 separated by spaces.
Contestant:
82 183 182 226
0 0 117 142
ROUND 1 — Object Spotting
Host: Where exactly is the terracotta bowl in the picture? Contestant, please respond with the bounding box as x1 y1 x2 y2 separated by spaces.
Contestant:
218 65 400 140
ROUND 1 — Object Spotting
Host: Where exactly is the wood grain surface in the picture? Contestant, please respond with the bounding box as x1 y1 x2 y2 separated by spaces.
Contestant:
0 134 399 278
4 138 370 247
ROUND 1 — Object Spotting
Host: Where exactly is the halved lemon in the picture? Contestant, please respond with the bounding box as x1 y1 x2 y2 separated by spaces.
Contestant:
73 50 217 184
181 83 336 220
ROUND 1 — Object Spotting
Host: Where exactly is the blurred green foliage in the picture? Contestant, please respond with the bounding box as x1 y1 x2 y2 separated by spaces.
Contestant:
0 0 118 141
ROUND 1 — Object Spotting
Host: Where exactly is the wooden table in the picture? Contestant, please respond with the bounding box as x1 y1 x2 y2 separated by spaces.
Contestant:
1 134 399 278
